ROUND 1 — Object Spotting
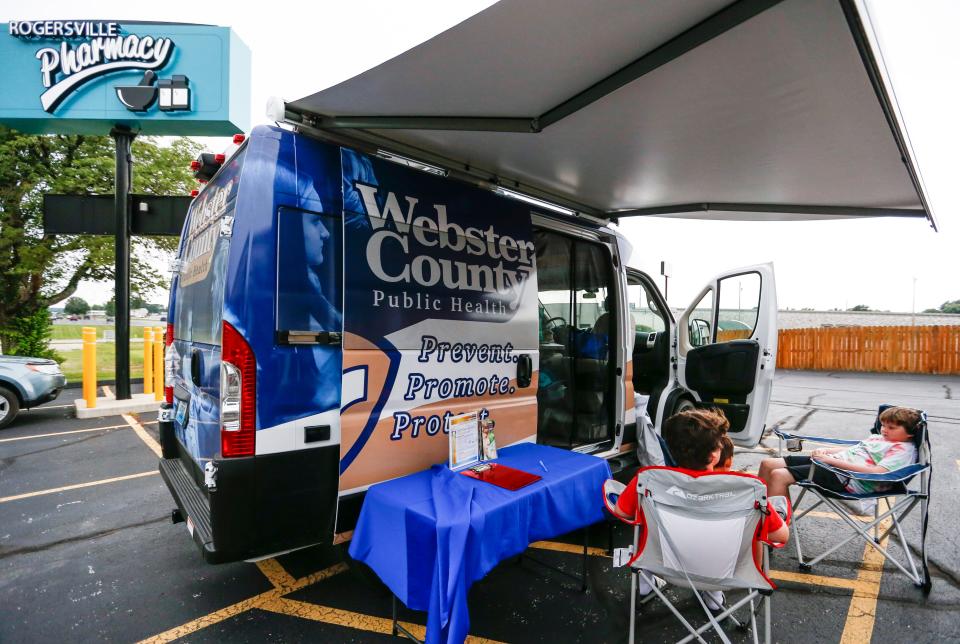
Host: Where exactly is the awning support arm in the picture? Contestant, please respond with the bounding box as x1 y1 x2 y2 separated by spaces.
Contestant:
610 203 928 219
537 0 784 129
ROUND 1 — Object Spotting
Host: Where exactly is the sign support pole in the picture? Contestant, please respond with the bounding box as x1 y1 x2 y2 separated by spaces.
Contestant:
111 126 136 400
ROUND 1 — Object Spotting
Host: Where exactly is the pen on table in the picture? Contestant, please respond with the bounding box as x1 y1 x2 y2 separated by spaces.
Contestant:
539 460 548 472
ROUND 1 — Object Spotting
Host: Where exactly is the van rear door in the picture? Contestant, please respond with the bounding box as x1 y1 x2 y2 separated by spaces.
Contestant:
674 263 777 447
170 150 246 470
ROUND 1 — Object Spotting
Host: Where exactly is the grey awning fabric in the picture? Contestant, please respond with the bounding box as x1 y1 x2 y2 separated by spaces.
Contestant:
288 0 935 228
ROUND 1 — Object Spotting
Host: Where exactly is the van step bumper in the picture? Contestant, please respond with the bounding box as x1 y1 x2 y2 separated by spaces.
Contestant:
159 457 219 562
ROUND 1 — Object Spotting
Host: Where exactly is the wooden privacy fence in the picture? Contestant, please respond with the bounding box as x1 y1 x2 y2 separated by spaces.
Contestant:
777 325 960 375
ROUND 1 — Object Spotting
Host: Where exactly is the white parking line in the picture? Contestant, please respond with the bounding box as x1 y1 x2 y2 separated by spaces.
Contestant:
0 471 158 503
0 420 158 443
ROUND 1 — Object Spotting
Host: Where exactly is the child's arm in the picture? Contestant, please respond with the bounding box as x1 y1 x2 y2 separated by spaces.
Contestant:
811 446 847 457
812 455 887 474
768 523 789 544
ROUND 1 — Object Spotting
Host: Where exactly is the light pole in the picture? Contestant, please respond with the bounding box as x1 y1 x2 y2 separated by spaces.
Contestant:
911 277 917 326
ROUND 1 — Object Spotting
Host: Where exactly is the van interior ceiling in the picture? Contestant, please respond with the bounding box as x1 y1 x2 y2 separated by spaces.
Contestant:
281 0 934 229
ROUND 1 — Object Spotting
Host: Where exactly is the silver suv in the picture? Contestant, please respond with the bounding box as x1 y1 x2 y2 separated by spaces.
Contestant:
0 356 67 429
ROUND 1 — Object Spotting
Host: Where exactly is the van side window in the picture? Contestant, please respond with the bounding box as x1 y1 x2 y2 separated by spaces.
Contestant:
716 272 761 343
626 277 666 333
276 207 343 333
174 148 245 346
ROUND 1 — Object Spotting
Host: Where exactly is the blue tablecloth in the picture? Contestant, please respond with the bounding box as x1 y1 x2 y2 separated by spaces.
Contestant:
348 442 611 644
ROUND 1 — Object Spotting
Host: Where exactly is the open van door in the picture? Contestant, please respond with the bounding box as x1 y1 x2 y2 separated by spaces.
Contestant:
674 264 777 447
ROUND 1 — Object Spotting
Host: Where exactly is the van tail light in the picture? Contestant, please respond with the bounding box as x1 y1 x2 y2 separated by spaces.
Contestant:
164 323 174 404
220 321 256 457
232 134 245 144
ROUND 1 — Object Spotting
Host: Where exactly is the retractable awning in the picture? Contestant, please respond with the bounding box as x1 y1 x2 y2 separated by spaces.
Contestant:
285 0 936 229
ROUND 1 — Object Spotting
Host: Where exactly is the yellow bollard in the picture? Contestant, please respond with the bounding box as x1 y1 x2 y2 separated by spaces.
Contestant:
82 327 97 409
154 326 164 401
143 327 154 395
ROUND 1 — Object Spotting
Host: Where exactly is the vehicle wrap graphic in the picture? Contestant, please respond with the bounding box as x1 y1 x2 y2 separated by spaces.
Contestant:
338 150 540 493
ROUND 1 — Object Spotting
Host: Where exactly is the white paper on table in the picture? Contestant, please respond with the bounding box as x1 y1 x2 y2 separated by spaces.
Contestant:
448 411 480 470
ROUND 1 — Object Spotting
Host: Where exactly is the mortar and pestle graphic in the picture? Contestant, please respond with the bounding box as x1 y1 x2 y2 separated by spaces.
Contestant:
115 71 158 112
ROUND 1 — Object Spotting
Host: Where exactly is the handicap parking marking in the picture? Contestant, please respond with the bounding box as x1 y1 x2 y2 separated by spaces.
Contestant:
137 561 348 643
122 413 163 458
0 470 158 504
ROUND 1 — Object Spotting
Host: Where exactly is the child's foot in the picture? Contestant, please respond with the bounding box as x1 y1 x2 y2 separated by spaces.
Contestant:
637 573 666 603
701 590 725 612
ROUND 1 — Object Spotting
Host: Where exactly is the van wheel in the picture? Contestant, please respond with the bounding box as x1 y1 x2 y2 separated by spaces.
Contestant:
0 387 20 429
672 398 696 416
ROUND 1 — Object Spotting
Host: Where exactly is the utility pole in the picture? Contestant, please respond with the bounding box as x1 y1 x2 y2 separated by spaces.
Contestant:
911 277 917 326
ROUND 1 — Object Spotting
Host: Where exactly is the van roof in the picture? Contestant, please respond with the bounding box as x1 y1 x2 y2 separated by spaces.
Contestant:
286 0 935 230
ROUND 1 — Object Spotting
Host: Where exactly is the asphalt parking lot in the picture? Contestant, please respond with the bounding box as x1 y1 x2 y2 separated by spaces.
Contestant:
2 371 958 643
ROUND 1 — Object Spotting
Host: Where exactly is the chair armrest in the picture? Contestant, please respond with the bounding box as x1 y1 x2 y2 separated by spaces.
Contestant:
773 428 859 446
811 459 928 483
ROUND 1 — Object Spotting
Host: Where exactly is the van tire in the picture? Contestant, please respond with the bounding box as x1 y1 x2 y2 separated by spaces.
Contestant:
0 386 20 430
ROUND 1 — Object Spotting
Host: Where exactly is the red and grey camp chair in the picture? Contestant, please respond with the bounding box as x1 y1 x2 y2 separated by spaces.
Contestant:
604 468 783 644
775 405 931 591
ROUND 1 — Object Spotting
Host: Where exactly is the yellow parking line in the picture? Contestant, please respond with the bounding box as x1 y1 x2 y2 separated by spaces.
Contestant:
807 510 873 523
256 558 297 589
0 471 158 503
529 540 609 557
259 596 506 644
137 562 347 644
840 501 891 643
769 570 868 592
122 413 162 458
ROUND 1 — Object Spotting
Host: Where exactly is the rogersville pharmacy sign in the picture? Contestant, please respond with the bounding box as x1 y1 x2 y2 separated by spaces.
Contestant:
0 20 250 135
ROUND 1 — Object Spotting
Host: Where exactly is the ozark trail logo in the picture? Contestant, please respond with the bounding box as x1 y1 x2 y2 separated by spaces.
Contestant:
665 485 735 502
9 20 192 114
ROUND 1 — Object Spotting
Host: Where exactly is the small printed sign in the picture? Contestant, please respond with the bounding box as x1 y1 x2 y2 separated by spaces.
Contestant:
448 411 480 471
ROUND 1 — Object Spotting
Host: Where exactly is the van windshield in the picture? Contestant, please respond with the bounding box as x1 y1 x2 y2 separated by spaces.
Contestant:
174 149 245 346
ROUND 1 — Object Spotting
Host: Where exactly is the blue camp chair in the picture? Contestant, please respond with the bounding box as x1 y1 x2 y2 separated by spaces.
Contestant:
774 404 931 591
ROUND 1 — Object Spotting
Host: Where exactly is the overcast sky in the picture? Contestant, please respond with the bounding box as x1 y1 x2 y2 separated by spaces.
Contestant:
3 0 956 313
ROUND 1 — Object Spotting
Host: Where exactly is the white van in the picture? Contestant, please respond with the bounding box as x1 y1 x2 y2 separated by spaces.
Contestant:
158 126 776 563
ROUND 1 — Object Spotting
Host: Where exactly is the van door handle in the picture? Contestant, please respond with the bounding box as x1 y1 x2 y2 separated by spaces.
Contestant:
517 353 532 388
190 349 202 387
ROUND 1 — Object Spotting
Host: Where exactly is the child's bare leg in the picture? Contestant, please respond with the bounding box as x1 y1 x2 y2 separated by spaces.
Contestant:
758 457 786 484
766 467 796 498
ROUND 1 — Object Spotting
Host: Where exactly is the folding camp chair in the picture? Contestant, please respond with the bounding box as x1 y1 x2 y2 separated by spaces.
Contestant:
775 405 931 591
604 468 782 644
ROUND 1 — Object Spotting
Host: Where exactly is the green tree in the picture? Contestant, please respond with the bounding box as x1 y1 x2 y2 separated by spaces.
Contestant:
848 304 871 312
63 296 90 315
0 127 201 353
1 308 60 361
939 300 960 314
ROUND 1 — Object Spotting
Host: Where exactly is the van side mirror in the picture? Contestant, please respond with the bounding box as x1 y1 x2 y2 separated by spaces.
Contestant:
689 318 711 347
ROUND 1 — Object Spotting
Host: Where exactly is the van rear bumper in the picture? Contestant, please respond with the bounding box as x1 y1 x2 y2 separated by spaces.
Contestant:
158 409 341 564
159 457 225 563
